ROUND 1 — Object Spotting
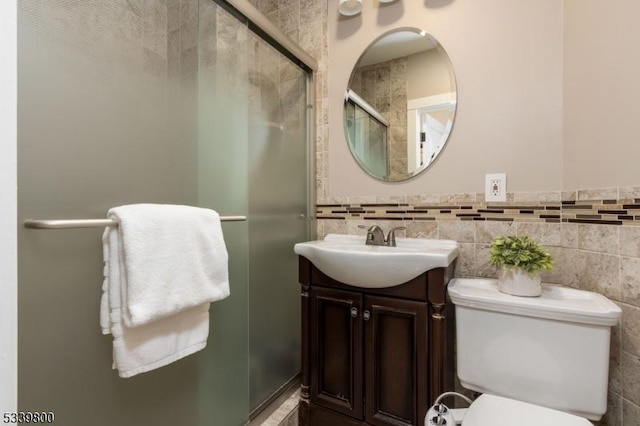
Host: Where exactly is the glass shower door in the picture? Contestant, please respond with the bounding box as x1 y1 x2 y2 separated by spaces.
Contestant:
197 2 251 425
18 0 310 425
198 0 310 417
246 32 308 412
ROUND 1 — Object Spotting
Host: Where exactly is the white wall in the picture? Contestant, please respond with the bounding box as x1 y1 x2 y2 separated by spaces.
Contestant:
0 0 18 414
563 0 640 190
327 0 563 197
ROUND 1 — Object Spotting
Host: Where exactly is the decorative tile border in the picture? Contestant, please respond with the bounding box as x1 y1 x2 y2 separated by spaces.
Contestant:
316 189 640 226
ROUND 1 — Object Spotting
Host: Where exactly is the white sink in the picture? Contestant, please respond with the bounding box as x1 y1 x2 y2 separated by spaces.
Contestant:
294 233 459 288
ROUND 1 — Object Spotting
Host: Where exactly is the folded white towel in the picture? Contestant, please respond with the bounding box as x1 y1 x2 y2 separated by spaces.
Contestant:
108 203 229 327
110 304 210 378
100 203 230 377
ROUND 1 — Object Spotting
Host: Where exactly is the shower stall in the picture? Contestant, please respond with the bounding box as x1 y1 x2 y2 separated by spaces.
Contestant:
17 1 315 425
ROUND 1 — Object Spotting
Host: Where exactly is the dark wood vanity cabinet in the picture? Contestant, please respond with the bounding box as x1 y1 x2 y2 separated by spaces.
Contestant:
298 257 455 426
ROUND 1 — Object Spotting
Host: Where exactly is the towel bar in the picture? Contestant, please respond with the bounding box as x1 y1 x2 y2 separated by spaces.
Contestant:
24 216 247 229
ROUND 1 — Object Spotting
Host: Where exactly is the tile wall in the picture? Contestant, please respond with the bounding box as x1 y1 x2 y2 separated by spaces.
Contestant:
315 187 640 425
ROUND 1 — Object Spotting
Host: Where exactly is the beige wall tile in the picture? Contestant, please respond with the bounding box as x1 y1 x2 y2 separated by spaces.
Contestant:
320 194 344 205
540 246 563 284
472 243 498 278
610 317 623 396
516 222 562 246
406 194 445 204
619 187 640 201
440 193 477 204
621 257 640 307
578 224 620 255
622 351 640 406
347 220 369 236
621 304 640 357
577 251 620 300
620 226 640 258
438 221 475 243
561 222 579 248
347 195 375 205
601 392 622 426
405 221 438 239
317 219 347 238
514 191 561 202
475 221 516 244
578 188 619 201
556 247 582 288
375 195 407 204
623 399 640 426
453 243 475 277
278 3 299 35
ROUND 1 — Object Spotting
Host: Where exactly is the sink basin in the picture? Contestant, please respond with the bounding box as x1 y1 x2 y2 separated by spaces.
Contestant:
294 233 459 288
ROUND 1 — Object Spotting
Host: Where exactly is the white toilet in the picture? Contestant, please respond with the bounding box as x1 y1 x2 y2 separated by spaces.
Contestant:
443 278 621 426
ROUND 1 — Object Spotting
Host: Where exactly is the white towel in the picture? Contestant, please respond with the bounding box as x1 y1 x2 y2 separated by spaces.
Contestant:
100 203 230 377
108 203 230 327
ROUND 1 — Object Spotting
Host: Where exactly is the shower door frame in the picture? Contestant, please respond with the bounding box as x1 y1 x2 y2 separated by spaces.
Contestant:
216 0 318 240
211 0 319 419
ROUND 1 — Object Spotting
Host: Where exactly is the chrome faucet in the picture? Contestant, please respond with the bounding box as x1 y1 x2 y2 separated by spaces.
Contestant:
359 225 386 246
358 225 406 247
385 226 406 247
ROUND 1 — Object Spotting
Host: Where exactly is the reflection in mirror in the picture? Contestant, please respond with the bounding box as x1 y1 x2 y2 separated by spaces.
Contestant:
345 28 457 181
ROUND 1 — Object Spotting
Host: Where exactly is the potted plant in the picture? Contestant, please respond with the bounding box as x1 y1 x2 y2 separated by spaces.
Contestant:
488 235 554 297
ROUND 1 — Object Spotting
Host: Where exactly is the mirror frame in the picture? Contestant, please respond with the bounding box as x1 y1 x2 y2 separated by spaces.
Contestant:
343 27 457 182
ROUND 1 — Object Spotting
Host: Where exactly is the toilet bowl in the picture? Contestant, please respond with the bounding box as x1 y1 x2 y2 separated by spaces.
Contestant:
443 278 621 426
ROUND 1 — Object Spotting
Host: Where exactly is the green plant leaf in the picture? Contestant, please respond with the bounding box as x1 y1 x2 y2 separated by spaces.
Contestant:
488 234 553 274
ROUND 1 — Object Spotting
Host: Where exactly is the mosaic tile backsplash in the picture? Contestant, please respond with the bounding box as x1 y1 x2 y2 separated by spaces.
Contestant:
317 189 640 227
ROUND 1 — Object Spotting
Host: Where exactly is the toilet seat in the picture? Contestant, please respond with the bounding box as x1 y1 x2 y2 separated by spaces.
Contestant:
462 394 592 426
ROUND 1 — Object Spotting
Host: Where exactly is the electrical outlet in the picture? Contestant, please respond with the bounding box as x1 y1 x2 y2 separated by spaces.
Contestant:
485 173 507 202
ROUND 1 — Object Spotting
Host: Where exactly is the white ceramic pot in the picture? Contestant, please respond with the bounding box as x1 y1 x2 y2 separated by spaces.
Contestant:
497 268 542 297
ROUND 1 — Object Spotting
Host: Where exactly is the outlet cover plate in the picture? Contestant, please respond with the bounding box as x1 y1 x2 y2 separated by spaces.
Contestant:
485 173 507 202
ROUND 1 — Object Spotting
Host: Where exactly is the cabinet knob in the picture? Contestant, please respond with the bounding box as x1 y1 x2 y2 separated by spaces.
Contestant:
351 307 358 318
363 310 370 321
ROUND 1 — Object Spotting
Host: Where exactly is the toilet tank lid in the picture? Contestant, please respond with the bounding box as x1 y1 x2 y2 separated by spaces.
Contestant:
448 278 621 326
462 394 592 426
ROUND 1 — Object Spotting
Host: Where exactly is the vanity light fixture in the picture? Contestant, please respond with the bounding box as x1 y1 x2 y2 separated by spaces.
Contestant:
379 0 399 3
338 0 363 16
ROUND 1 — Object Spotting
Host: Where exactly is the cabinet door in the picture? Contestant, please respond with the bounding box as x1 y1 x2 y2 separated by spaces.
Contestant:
310 287 364 419
364 296 428 426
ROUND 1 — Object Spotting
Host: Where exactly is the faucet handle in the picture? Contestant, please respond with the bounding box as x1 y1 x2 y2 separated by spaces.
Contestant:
386 226 406 247
357 224 374 242
357 224 385 245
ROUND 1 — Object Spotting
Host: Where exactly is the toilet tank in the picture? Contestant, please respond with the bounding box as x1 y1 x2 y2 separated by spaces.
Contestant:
448 278 621 421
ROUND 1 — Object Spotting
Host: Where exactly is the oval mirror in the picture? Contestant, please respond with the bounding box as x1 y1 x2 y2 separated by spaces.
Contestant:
344 28 457 181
